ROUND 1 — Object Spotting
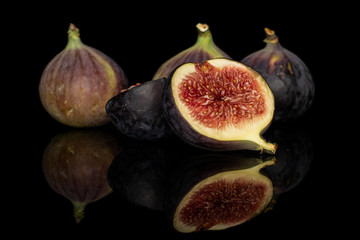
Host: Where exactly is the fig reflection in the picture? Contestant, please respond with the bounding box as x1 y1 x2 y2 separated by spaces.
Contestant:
107 122 313 233
264 122 314 200
42 128 122 223
164 152 276 232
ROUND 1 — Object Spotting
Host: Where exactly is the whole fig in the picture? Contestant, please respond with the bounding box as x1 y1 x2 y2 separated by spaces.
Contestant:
39 24 128 127
241 28 315 121
152 23 230 80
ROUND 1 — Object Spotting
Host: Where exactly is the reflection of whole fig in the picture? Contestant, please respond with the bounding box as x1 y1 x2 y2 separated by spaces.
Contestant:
42 128 122 223
242 28 315 121
39 24 128 127
264 122 313 196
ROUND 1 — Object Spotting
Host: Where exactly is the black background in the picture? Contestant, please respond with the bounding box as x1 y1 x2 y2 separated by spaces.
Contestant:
6 3 352 238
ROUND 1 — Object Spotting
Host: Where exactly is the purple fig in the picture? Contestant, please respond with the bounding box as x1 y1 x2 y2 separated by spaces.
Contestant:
241 28 315 121
39 23 128 127
152 23 231 80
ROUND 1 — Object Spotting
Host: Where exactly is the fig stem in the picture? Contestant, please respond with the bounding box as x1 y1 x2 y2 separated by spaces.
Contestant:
264 28 279 44
195 23 212 45
66 23 83 49
72 201 86 224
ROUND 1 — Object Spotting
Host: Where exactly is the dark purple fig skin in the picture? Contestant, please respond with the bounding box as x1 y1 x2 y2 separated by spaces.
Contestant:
241 29 315 122
106 78 173 140
162 67 274 153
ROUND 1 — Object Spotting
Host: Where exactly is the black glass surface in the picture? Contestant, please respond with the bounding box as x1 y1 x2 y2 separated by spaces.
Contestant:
8 5 347 238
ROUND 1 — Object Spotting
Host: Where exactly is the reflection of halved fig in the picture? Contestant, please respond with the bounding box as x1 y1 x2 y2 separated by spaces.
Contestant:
164 153 276 232
42 128 122 223
163 58 276 153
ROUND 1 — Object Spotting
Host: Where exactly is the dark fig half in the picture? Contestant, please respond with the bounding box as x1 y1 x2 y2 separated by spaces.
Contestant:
164 153 276 232
163 58 276 153
106 78 172 140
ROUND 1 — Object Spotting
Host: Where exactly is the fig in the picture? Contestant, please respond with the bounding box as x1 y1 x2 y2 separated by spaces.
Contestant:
42 128 122 223
164 153 276 232
152 23 230 80
39 23 128 127
107 139 182 211
106 78 173 140
264 122 313 196
163 58 277 153
241 28 315 121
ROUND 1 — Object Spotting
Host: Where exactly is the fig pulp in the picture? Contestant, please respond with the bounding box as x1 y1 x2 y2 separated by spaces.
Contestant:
152 23 230 80
39 23 128 127
106 78 172 140
164 153 276 232
42 128 122 223
163 58 276 153
241 28 315 121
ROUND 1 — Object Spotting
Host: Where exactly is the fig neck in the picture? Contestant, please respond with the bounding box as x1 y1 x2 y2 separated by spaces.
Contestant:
72 201 86 224
263 28 284 52
194 23 214 48
65 23 84 50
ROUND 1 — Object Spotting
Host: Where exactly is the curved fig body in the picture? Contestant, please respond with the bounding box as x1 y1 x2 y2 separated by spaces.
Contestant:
164 153 276 232
152 23 230 80
163 58 276 153
42 128 122 223
241 28 314 121
39 24 128 127
106 78 172 140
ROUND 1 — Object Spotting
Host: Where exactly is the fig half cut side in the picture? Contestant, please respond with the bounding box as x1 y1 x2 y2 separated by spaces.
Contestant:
172 159 275 232
163 58 276 154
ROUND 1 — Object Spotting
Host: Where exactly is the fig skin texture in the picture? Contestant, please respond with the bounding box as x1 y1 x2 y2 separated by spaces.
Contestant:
164 153 276 233
163 58 276 154
152 23 230 80
241 28 315 122
39 23 128 127
42 128 122 223
106 78 173 140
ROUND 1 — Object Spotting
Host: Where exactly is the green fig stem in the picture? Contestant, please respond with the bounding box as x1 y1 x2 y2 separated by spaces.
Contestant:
72 201 87 224
264 28 279 44
66 23 83 49
195 23 213 46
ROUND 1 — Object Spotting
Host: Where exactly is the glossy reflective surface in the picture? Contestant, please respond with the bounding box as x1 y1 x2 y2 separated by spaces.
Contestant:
10 5 346 238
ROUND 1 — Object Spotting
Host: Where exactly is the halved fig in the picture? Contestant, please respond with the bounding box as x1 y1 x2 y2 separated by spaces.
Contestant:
164 153 276 232
106 78 172 140
163 58 276 153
